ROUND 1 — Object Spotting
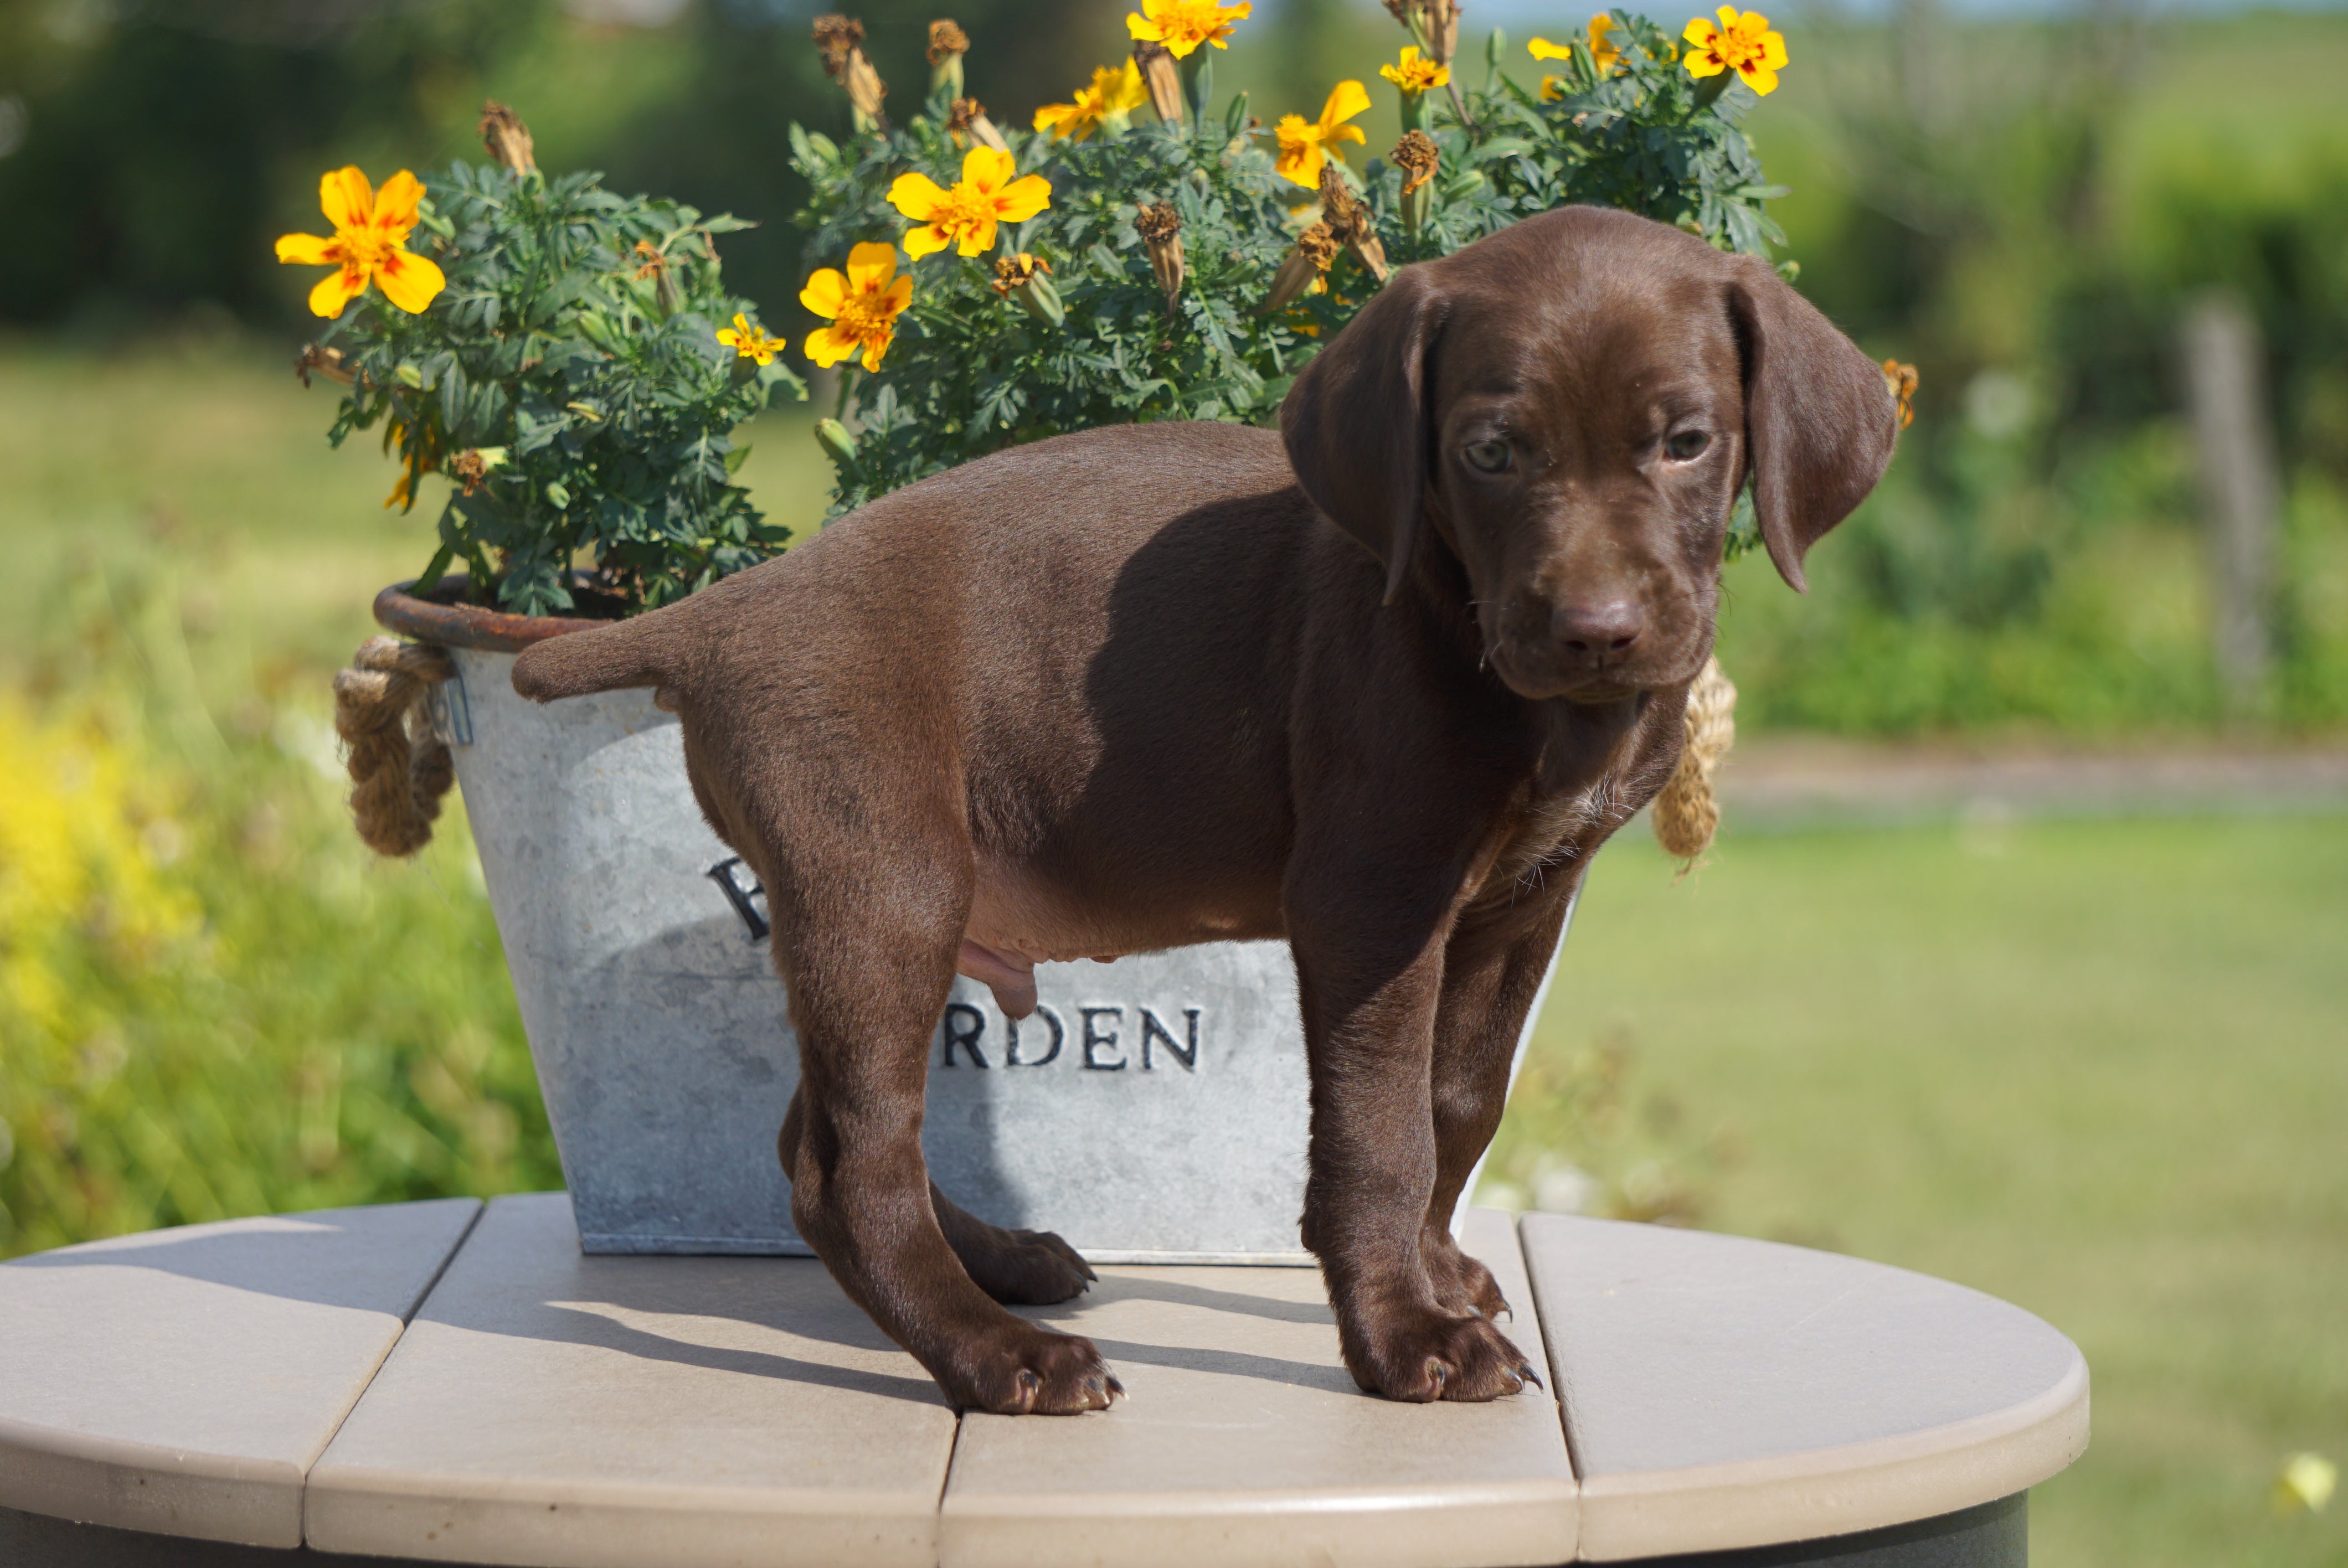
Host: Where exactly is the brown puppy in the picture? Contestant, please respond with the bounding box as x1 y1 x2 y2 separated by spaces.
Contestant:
511 205 1898 1415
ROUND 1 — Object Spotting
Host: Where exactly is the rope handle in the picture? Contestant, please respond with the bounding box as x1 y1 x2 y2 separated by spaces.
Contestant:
1652 656 1737 868
334 637 457 857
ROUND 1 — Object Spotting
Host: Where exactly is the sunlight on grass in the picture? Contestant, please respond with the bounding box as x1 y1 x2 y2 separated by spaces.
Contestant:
1499 818 2348 1568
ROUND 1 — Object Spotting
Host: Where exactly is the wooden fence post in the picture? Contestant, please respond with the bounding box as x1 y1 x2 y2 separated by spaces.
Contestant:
2181 292 2281 717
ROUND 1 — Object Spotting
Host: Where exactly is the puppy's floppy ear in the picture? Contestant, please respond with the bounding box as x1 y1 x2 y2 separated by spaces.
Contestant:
1726 256 1900 592
1280 265 1444 605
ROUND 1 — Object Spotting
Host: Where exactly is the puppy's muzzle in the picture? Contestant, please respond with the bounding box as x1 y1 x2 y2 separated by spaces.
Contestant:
1488 594 1657 700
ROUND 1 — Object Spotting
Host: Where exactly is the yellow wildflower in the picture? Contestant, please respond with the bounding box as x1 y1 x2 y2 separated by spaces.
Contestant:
800 243 913 372
717 314 786 366
1125 0 1251 59
1275 80 1370 189
0 700 199 1038
1379 45 1449 94
889 147 1053 259
1033 61 1151 143
1682 6 1787 95
275 166 447 319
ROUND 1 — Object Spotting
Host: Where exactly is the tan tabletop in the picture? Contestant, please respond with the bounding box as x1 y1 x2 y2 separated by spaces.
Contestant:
0 1195 2088 1567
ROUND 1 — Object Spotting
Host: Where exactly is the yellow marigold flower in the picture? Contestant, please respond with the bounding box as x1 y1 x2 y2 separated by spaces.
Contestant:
1125 0 1250 59
717 313 785 366
274 166 447 319
1530 14 1621 75
1683 6 1787 95
801 243 913 372
1033 60 1150 142
1379 45 1449 94
1275 80 1370 189
888 147 1053 259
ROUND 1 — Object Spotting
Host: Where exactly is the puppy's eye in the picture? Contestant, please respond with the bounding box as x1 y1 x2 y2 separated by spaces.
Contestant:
1664 430 1710 462
1463 439 1512 473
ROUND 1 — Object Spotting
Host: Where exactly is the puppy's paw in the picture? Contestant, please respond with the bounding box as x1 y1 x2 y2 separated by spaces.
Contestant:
1343 1309 1542 1404
943 1326 1124 1415
1422 1237 1511 1321
949 1222 1096 1306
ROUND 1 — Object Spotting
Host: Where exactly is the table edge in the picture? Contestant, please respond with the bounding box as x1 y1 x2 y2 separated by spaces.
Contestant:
1571 1350 2089 1561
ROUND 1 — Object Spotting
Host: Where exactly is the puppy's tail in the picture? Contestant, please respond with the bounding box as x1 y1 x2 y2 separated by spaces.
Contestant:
511 616 673 704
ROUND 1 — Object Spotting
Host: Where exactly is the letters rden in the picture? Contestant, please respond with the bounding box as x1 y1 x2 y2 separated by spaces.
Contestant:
936 1003 1203 1072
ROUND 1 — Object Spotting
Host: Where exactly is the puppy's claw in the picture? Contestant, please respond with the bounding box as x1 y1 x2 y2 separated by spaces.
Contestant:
1517 1360 1544 1391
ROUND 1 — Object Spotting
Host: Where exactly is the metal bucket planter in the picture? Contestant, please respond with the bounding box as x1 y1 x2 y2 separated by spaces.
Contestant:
377 581 1571 1263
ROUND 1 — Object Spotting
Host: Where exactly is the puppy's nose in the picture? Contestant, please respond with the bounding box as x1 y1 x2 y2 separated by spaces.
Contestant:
1552 599 1644 662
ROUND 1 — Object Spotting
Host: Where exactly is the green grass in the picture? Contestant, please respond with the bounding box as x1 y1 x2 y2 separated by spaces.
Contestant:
1502 818 2348 1568
1 345 2341 1567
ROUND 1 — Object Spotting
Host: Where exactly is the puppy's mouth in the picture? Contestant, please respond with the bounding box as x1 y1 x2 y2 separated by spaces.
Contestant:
1484 641 1701 705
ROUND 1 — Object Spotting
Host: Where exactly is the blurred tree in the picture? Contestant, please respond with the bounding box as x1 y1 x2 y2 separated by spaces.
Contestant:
0 0 1114 331
0 0 558 327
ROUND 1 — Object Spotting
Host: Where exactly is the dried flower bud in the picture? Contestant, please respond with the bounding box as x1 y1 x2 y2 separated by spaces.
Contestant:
1384 0 1461 65
1881 359 1919 428
948 97 1010 152
928 19 969 96
1134 202 1186 314
1318 166 1388 282
926 19 969 62
812 13 864 68
1259 222 1341 317
1393 128 1438 233
992 252 1064 327
1133 40 1187 128
294 343 353 388
478 100 535 174
448 449 490 494
815 16 888 131
1392 130 1439 197
632 240 682 316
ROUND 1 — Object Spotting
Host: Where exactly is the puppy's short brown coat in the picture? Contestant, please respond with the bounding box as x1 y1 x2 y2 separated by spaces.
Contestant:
513 206 1898 1415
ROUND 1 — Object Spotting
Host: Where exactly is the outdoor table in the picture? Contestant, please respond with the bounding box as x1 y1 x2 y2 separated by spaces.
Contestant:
0 1193 2086 1567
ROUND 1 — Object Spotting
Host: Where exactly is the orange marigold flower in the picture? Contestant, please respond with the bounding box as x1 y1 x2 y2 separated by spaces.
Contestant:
1125 0 1250 59
1274 80 1369 189
1530 14 1622 76
717 313 786 366
1033 61 1150 142
274 167 447 319
1379 45 1449 94
1882 359 1918 427
888 147 1052 259
801 243 913 372
1682 6 1787 95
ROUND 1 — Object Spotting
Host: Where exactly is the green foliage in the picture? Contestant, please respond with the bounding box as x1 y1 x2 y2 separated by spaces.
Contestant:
789 12 1785 517
1468 13 1788 258
0 566 557 1259
312 162 805 616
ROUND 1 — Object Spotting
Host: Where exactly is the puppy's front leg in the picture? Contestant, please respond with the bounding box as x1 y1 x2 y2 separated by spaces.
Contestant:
1418 897 1579 1322
1288 863 1541 1403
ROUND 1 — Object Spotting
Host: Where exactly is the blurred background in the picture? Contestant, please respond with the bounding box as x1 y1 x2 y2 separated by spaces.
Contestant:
0 0 2340 1563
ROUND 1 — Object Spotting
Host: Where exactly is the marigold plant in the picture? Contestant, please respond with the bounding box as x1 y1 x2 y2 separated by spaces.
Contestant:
791 8 1793 540
289 115 805 617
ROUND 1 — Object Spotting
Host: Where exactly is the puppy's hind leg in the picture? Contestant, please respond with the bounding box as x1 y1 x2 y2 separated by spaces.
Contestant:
765 827 1119 1415
930 1184 1096 1306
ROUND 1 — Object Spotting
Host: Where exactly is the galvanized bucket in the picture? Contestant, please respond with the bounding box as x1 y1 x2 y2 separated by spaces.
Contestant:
379 585 1567 1262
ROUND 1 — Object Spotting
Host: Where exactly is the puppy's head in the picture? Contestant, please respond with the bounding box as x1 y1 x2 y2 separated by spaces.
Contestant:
1280 205 1898 703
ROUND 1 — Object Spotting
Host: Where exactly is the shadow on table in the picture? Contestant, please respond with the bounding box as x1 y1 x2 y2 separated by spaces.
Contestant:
8 1205 1363 1402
